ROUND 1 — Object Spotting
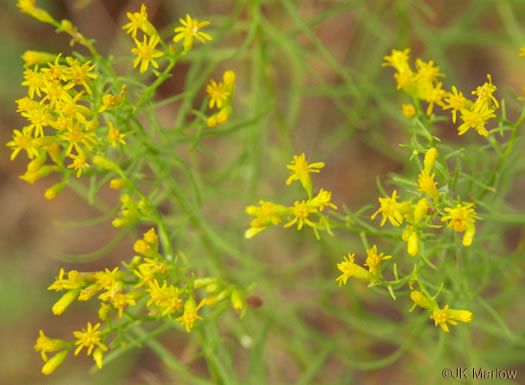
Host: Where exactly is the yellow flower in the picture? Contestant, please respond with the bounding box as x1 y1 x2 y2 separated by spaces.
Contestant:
22 65 46 98
336 253 372 286
382 49 411 73
110 292 136 318
441 202 477 233
20 102 54 137
415 59 444 84
520 47 525 57
206 79 230 109
472 74 499 110
6 127 39 160
417 170 440 200
107 121 126 147
310 188 338 211
95 267 120 290
284 200 317 230
132 34 164 74
401 104 415 118
176 297 205 333
65 57 98 94
430 305 473 333
443 86 467 123
371 190 409 227
286 153 324 194
48 268 84 291
59 123 97 156
122 4 149 38
458 102 495 136
364 245 392 276
67 151 90 178
34 330 66 362
394 70 416 91
173 14 212 51
421 81 446 116
73 322 108 356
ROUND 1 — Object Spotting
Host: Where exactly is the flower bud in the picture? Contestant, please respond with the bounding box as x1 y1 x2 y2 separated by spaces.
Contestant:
93 347 104 369
424 148 438 173
407 232 419 256
414 197 429 224
92 155 119 171
463 225 475 247
231 289 244 312
45 182 66 200
194 277 217 289
207 114 218 128
41 350 68 375
109 178 127 189
410 290 432 309
21 51 56 67
52 289 80 315
223 70 236 87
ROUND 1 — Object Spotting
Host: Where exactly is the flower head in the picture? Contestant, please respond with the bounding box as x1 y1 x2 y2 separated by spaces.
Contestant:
176 297 205 333
107 121 126 147
472 74 499 110
173 14 212 51
382 49 411 73
132 34 164 74
122 4 150 38
206 79 230 109
286 153 324 194
310 188 338 211
73 322 108 356
371 190 410 227
284 200 317 230
336 253 372 286
458 100 495 136
441 202 476 233
417 170 440 200
430 305 473 333
402 104 415 118
67 151 90 177
364 245 392 276
6 127 39 160
34 330 66 362
443 86 467 123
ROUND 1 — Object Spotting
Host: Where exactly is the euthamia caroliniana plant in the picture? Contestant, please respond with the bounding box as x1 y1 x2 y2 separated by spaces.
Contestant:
245 48 525 335
9 1 247 376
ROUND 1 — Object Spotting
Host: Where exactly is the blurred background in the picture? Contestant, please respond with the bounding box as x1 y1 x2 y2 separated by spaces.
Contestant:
1 0 525 384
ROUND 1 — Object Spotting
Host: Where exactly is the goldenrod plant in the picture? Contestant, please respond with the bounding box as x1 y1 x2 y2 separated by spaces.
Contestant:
5 0 525 383
10 0 245 376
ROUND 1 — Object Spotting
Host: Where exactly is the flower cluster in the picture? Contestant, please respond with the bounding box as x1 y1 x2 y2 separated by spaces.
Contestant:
244 153 338 239
124 6 212 74
206 70 237 127
7 52 104 190
371 148 479 256
37 228 249 374
384 49 499 137
14 1 248 377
